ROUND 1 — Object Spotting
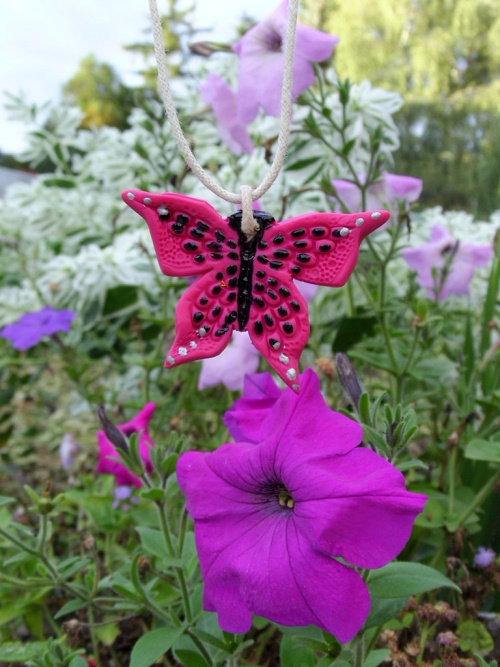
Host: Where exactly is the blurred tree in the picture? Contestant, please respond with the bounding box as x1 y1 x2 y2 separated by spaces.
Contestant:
302 0 500 109
124 0 198 88
301 0 500 215
62 54 135 130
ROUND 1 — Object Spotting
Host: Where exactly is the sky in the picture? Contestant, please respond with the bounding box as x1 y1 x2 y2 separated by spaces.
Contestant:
0 0 272 154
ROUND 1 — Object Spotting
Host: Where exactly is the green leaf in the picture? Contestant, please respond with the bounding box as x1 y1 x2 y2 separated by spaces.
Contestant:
362 424 389 454
103 285 138 316
367 562 461 598
457 620 494 655
364 648 391 667
0 495 14 506
43 177 76 188
363 596 409 629
136 527 168 559
464 439 500 464
396 460 428 472
333 315 377 353
54 598 88 619
130 627 183 667
69 657 90 667
414 498 445 529
280 633 316 667
285 156 321 171
174 649 210 667
0 641 57 661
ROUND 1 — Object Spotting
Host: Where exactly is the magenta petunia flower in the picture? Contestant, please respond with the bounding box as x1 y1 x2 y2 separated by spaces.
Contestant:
332 172 422 216
233 0 338 123
0 306 75 351
199 73 253 155
198 331 260 391
402 225 493 300
96 403 156 488
177 369 427 641
223 371 281 441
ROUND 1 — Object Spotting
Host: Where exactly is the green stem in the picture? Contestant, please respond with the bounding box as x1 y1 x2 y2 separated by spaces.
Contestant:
353 636 366 667
155 500 192 622
447 445 458 517
186 629 213 666
457 466 500 528
0 525 38 555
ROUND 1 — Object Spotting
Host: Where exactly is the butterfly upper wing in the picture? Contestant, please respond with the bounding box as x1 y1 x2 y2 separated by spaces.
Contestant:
246 209 389 390
122 189 239 277
261 210 390 287
123 189 242 366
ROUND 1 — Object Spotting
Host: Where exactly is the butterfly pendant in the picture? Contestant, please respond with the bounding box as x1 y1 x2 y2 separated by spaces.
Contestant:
122 190 389 390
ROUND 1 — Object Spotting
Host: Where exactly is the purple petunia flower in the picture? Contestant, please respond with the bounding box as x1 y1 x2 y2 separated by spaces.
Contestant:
0 306 75 351
96 403 156 488
473 547 496 569
402 225 493 301
233 0 338 123
177 369 427 641
199 73 253 155
332 172 423 216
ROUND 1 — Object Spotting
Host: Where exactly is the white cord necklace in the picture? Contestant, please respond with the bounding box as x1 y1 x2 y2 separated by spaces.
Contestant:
147 0 300 238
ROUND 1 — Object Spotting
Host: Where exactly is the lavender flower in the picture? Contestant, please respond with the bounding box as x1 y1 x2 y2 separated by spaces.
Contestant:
332 172 422 215
96 403 156 488
112 485 139 511
59 434 80 470
233 0 338 123
473 547 496 568
199 73 253 155
0 306 75 350
198 331 260 391
402 225 493 300
178 369 427 641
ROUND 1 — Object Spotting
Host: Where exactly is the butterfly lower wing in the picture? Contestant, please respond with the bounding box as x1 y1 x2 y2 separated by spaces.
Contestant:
165 271 239 367
265 210 390 287
122 189 237 277
247 270 310 390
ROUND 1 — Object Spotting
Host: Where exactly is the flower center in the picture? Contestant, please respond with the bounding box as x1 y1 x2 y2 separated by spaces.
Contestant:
278 490 295 509
264 32 283 52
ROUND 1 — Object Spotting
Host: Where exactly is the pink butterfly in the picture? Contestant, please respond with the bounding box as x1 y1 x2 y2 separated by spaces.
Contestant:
122 190 389 390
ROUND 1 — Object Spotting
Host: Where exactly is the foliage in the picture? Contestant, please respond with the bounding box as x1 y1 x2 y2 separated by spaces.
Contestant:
62 55 136 131
0 6 499 667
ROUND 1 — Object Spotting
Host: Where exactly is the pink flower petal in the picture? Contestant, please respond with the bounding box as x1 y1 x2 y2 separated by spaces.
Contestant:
233 0 338 122
292 447 427 568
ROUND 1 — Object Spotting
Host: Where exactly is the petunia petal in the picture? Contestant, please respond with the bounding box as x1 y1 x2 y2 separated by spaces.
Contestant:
292 447 427 568
179 445 370 641
223 372 282 441
261 368 363 467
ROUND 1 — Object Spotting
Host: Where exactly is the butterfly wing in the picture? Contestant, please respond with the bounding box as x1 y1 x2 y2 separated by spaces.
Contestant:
268 209 390 287
122 189 238 277
122 189 242 366
247 273 310 390
247 209 389 390
165 271 240 367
